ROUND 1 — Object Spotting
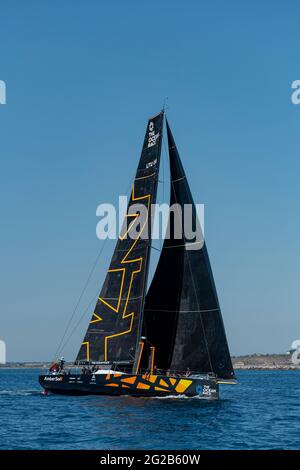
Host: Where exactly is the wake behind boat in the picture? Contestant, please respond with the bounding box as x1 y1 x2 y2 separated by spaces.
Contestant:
39 111 236 399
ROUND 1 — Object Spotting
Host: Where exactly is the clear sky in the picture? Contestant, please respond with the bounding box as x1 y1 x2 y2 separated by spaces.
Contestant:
0 1 299 361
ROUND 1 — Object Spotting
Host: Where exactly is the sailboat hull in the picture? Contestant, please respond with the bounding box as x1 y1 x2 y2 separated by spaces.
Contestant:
39 373 220 399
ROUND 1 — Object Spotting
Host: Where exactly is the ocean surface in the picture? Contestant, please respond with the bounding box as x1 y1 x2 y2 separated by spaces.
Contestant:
0 369 299 450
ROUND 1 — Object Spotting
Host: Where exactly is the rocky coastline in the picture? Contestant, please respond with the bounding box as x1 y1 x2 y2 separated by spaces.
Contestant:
1 354 299 370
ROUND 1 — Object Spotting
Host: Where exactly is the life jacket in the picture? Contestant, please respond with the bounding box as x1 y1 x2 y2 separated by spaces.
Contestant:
49 362 58 372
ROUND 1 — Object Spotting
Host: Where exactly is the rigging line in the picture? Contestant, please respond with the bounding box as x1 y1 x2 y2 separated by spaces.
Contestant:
56 294 99 357
150 245 161 252
162 97 169 112
52 241 108 361
53 178 133 361
147 249 156 292
162 133 167 203
170 177 214 374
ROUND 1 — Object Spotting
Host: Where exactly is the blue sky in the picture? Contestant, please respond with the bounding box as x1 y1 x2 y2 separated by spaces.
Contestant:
0 1 299 361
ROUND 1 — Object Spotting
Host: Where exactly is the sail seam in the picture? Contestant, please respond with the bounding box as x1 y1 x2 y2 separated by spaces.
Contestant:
144 308 219 313
135 172 156 180
163 241 202 249
172 176 186 183
99 295 144 301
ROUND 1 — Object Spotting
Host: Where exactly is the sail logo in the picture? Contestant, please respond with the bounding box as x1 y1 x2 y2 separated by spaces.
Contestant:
0 80 6 105
146 158 157 169
291 80 300 105
147 121 160 148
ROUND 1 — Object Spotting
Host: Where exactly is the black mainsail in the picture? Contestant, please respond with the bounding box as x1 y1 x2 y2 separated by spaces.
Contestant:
143 120 234 379
76 112 164 365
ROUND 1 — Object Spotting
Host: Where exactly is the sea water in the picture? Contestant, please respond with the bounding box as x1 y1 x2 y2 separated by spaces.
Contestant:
0 369 299 450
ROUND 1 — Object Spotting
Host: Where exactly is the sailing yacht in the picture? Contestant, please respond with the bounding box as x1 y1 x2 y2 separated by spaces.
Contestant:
39 111 236 398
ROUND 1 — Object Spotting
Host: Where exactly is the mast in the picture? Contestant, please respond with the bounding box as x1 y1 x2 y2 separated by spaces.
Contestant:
143 119 235 379
76 111 164 366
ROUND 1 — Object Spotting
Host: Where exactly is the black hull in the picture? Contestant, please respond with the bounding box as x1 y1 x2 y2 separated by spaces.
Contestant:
39 372 220 399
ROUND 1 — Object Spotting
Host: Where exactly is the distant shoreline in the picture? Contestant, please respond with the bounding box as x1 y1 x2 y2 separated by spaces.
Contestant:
1 354 299 371
232 354 300 370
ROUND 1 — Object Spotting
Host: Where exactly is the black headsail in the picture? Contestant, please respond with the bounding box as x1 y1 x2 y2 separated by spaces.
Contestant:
76 112 164 365
143 119 234 379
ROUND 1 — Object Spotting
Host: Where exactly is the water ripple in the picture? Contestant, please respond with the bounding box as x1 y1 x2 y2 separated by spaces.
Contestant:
0 369 300 449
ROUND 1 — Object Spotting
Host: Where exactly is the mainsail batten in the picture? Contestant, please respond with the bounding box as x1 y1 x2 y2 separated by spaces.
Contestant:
76 112 164 364
143 119 234 379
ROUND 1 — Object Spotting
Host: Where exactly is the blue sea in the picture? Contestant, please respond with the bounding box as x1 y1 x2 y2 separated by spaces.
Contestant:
0 369 299 450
